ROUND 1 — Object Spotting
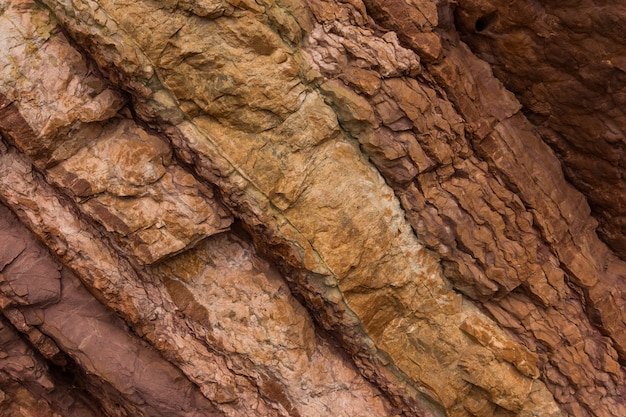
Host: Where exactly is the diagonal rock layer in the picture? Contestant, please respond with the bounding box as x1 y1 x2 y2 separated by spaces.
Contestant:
0 0 624 416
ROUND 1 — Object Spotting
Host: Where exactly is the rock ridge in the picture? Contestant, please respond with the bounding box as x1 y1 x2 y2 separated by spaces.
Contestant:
0 0 624 416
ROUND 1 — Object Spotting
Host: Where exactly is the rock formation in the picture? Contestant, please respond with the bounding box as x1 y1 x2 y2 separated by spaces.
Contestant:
0 0 624 416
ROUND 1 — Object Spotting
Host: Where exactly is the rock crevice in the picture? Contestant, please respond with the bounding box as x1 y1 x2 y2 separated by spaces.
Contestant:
0 0 624 416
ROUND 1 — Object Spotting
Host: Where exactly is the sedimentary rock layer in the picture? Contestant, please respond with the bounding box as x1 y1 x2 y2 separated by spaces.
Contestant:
454 0 626 259
0 0 624 416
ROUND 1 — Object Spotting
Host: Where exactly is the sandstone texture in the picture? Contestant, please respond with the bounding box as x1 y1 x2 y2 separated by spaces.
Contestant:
454 0 626 259
0 1 624 417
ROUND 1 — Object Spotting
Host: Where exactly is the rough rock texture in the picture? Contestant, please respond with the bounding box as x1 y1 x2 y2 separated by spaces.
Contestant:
0 0 624 416
454 0 626 259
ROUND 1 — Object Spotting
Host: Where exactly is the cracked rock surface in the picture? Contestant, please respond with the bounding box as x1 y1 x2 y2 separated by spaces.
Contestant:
0 0 624 416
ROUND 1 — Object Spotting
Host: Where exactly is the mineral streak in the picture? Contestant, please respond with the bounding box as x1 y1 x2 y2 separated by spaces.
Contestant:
0 0 623 416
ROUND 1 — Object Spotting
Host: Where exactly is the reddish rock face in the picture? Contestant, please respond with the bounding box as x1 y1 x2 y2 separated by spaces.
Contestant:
453 0 626 260
0 0 624 416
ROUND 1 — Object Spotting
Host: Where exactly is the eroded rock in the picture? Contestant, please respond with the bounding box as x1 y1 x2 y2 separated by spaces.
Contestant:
0 0 624 416
454 0 626 260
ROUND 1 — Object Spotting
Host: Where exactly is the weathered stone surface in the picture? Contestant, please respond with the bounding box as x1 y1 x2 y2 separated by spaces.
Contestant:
0 0 624 416
0 314 102 417
38 0 568 415
454 0 626 260
304 1 626 415
0 203 222 417
153 231 397 417
0 136 399 416
0 0 232 264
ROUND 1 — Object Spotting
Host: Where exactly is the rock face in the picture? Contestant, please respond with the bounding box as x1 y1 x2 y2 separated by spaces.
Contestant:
0 1 623 417
454 0 626 259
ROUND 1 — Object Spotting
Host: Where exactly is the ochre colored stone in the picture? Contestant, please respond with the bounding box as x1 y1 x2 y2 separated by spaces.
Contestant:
0 0 624 416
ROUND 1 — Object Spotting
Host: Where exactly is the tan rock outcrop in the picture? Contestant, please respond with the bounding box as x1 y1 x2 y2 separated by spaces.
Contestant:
0 0 624 416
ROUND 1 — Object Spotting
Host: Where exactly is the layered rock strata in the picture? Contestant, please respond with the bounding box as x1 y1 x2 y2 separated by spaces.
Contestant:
305 2 626 415
454 0 626 258
0 0 624 417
